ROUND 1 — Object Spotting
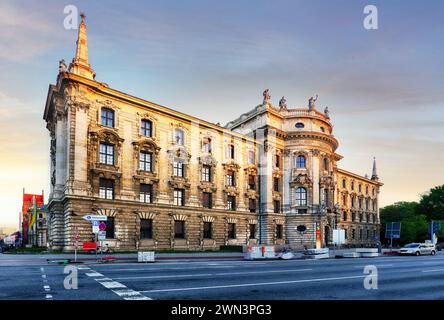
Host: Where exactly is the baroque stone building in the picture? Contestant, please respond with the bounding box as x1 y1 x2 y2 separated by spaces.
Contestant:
44 16 382 251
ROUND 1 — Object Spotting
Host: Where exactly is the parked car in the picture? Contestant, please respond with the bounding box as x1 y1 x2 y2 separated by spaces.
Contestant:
399 243 436 256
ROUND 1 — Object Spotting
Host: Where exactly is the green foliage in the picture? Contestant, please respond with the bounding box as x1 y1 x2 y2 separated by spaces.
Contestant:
417 185 444 220
380 185 444 244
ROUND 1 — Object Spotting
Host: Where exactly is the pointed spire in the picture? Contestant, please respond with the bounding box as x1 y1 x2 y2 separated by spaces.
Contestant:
371 157 378 181
68 12 96 80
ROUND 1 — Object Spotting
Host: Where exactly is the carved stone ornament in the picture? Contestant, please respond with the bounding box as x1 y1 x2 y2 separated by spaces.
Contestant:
291 173 313 187
198 154 217 167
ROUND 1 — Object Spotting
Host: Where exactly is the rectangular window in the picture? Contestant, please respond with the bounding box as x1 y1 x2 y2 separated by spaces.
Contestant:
141 120 152 137
344 229 348 239
105 217 115 239
202 192 212 209
273 177 280 192
228 223 236 239
202 165 211 182
249 199 256 213
228 145 235 159
276 224 283 239
140 219 153 239
248 175 255 190
274 200 281 213
101 108 114 127
203 222 212 239
99 178 114 199
352 229 356 239
227 196 236 211
367 229 370 240
174 221 185 239
249 224 256 239
275 154 280 168
173 189 184 206
99 143 114 165
202 138 212 153
359 229 363 240
226 171 235 186
248 150 255 165
173 160 184 177
139 151 152 172
140 184 152 203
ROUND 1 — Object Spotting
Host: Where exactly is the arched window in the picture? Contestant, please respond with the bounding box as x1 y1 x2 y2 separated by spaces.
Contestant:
295 187 307 206
174 128 184 145
101 108 114 127
323 158 329 171
343 212 347 221
202 137 212 153
342 179 346 188
141 119 152 137
295 155 306 168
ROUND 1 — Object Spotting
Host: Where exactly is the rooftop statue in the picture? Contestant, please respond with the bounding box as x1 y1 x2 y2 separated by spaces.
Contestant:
308 94 318 110
279 96 288 110
59 59 67 73
324 106 330 119
263 89 271 103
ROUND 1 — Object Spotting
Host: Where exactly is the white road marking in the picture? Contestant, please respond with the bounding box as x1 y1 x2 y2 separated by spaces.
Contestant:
113 268 313 281
85 272 104 277
45 294 53 300
77 266 91 270
140 275 366 293
422 269 444 273
40 267 52 299
353 264 393 268
86 268 151 300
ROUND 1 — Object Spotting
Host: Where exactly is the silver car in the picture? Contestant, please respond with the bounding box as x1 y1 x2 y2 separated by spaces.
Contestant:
399 243 436 256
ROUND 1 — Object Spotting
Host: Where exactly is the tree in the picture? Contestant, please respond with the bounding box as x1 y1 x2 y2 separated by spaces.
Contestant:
417 185 444 220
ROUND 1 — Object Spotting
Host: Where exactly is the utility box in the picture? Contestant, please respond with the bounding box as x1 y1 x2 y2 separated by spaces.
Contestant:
244 245 276 260
138 251 155 263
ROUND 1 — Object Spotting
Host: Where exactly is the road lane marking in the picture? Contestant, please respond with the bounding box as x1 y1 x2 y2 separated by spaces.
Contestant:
40 267 53 300
113 268 312 281
140 274 365 293
422 269 444 273
86 272 104 277
85 268 151 300
353 264 393 268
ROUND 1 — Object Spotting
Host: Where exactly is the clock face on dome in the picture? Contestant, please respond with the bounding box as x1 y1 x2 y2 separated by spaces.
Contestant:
295 122 305 129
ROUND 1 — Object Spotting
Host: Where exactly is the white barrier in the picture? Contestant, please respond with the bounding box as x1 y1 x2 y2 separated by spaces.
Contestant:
138 251 155 262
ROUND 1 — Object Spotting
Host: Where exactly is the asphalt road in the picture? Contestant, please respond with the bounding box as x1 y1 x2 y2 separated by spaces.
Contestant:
1 252 444 300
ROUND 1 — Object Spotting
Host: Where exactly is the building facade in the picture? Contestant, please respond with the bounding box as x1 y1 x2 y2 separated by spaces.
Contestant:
44 17 382 251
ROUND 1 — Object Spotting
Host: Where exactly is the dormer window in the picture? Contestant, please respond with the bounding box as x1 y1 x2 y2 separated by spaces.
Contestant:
295 122 304 129
174 128 184 145
320 126 325 133
101 108 114 127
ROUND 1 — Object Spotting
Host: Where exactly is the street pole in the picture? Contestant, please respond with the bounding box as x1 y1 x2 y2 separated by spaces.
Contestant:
95 232 98 262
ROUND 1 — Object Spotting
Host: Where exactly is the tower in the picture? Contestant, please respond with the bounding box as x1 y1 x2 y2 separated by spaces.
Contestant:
68 13 96 80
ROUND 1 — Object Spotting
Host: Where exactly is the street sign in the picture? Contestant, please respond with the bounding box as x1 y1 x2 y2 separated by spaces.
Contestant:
99 222 107 231
385 222 401 239
98 231 106 241
92 221 100 234
82 215 108 221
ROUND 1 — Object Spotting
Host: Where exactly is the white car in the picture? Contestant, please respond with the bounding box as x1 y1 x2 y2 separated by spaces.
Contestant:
399 243 436 256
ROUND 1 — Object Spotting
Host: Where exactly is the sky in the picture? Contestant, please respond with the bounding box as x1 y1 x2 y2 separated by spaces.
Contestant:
0 0 443 229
